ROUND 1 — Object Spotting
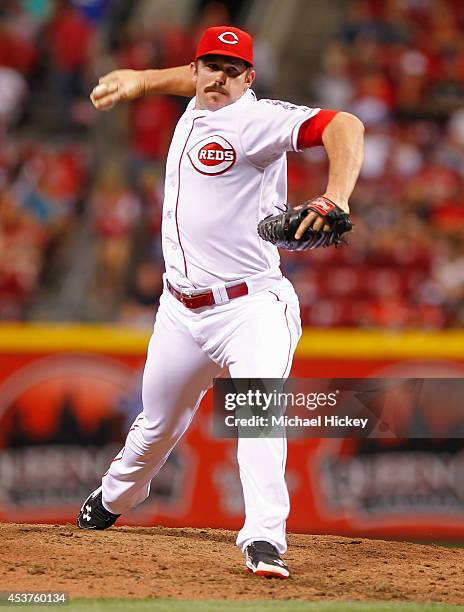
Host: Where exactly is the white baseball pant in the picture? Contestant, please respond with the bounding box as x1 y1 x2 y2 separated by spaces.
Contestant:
101 275 301 554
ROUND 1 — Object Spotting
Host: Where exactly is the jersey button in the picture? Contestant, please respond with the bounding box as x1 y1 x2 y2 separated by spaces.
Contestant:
166 211 173 219
171 244 178 251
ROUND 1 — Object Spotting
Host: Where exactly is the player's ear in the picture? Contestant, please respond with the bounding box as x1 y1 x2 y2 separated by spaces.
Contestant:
190 61 198 82
245 68 256 89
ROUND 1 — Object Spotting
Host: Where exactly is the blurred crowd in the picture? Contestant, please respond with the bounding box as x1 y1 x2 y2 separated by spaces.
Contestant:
0 0 463 328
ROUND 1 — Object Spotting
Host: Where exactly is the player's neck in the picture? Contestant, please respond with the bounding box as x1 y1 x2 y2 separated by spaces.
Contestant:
194 99 231 112
194 90 249 111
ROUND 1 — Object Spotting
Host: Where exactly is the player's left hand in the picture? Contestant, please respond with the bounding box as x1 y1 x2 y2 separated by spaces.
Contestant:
294 196 349 239
257 196 352 251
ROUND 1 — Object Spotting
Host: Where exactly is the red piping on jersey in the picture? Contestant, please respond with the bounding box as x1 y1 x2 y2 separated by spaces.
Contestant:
175 116 206 279
128 414 143 433
269 290 292 378
103 447 125 476
297 109 338 149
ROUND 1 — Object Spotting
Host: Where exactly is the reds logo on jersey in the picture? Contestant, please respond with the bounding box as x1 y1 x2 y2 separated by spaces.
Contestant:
187 135 236 175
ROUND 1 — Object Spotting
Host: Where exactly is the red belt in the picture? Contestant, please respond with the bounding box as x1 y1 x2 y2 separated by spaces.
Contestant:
166 279 248 309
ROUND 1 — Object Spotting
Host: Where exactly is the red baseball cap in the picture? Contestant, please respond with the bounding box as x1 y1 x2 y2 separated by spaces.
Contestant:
195 26 254 66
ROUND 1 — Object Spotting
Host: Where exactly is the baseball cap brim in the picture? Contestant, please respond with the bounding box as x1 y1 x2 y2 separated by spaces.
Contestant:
196 49 253 66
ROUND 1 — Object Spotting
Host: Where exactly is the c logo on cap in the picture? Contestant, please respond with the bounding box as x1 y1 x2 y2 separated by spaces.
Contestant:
218 31 239 45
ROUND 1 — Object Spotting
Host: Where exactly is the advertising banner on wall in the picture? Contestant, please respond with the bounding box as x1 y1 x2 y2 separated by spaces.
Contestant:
0 325 463 540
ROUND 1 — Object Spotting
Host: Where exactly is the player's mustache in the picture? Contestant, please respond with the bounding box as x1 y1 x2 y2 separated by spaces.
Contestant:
205 84 229 95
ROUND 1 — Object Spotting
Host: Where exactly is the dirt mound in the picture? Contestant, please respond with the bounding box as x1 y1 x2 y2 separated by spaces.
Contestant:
0 523 463 604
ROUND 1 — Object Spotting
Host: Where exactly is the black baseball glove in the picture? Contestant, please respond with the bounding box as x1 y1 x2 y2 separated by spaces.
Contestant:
257 196 352 251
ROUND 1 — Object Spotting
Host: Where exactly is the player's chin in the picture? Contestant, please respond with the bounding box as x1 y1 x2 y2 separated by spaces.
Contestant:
204 92 230 110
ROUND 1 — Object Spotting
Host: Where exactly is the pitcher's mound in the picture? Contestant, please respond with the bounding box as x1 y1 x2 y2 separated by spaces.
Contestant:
1 523 463 604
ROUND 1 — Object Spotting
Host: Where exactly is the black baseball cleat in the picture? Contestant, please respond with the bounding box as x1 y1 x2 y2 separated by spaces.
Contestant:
244 541 290 579
76 487 120 530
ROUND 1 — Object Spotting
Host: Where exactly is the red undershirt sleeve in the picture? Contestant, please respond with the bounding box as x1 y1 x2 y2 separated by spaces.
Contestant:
296 109 339 149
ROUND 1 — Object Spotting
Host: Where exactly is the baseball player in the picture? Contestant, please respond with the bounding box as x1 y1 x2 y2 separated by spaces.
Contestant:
78 26 364 579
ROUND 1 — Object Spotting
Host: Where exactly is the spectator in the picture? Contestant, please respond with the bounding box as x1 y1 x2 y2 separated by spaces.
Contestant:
43 0 95 126
118 260 164 329
89 163 141 315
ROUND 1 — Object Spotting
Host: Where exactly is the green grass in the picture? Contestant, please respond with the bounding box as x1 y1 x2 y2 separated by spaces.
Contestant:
3 600 464 612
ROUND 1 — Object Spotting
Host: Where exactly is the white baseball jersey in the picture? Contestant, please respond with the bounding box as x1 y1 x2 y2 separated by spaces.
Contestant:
162 90 320 288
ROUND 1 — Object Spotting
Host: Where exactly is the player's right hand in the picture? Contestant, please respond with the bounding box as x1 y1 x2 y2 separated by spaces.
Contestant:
90 69 146 111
